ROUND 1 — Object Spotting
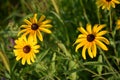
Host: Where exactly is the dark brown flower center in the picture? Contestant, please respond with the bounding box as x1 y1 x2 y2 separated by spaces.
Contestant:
31 23 39 30
23 45 31 53
106 0 111 2
87 34 95 42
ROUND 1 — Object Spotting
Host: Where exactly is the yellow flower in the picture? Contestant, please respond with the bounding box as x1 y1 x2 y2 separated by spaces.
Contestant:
13 36 40 65
116 19 120 30
18 13 52 42
96 0 120 10
74 24 109 59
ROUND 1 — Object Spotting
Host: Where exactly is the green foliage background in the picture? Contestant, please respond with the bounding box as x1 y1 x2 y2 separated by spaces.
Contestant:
0 0 120 80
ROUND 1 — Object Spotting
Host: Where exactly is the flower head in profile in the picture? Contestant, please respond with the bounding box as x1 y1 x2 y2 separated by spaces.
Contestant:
96 0 120 10
18 13 52 42
74 24 109 59
13 36 40 65
116 19 120 30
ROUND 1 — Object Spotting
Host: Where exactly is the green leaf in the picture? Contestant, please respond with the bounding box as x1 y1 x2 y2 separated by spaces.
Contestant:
97 55 103 74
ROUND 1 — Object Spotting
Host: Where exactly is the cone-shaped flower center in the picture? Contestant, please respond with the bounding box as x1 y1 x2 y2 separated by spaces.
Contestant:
106 0 111 2
87 34 95 42
23 45 31 53
31 23 39 30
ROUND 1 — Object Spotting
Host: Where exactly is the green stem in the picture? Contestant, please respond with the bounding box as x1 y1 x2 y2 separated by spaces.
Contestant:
78 61 105 80
109 8 118 61
99 48 119 77
51 34 77 80
51 33 71 58
80 0 90 23
113 37 118 57
97 7 101 24
85 68 106 80
109 8 112 32
51 0 60 15
111 29 119 64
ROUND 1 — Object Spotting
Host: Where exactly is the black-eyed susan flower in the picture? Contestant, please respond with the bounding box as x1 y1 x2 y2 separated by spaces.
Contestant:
13 36 40 65
74 24 109 59
116 19 120 30
96 0 120 10
18 13 52 42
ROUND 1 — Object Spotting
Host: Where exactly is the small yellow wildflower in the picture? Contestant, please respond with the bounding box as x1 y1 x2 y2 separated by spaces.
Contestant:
96 0 120 10
18 13 52 42
13 36 40 65
74 24 109 59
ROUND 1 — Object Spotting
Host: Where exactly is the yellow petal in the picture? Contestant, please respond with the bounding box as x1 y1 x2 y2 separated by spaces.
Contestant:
93 24 98 33
31 53 35 62
78 34 87 38
14 44 22 48
111 2 115 8
39 28 52 34
88 47 93 58
41 24 52 28
27 55 31 65
86 24 92 34
37 31 43 41
14 49 23 56
33 32 37 42
22 56 26 65
82 44 88 59
107 4 110 10
20 25 30 28
16 55 22 61
96 0 103 7
96 24 106 33
28 32 37 42
15 38 25 45
74 38 86 45
116 19 120 25
24 19 32 25
21 30 31 38
33 14 37 23
18 29 27 36
116 20 120 30
34 45 40 49
113 0 120 4
96 31 108 36
30 18 33 23
116 26 120 30
13 50 18 56
14 39 18 44
28 33 34 42
78 27 88 35
95 40 108 51
100 5 104 9
92 42 97 57
39 15 46 22
42 20 51 24
34 50 39 53
75 41 87 52
22 36 27 43
96 37 109 44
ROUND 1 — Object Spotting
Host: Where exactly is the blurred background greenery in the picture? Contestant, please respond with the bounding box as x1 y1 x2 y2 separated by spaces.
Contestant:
0 0 120 80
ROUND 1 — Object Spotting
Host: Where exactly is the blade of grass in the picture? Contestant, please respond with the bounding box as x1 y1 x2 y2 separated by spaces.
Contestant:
0 50 10 73
51 0 60 15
